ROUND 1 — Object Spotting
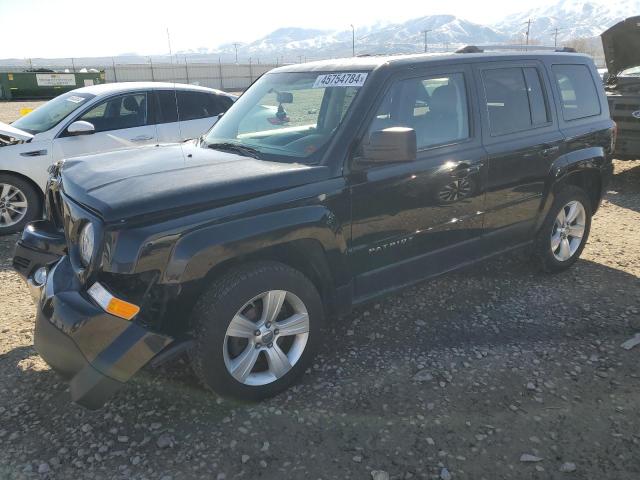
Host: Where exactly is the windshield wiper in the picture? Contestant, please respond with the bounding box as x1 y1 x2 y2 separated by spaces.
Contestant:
205 142 262 159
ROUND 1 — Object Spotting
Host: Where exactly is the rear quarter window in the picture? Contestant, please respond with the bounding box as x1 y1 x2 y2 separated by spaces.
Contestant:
552 64 601 121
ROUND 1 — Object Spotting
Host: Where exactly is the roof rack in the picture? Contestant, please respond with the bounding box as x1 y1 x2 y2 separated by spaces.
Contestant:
456 44 579 54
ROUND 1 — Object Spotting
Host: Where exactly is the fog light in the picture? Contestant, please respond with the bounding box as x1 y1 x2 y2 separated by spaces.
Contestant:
33 267 48 286
87 282 140 321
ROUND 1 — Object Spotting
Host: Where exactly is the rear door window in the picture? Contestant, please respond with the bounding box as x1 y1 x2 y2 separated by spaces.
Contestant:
155 90 178 124
482 67 551 136
177 91 224 121
552 64 601 121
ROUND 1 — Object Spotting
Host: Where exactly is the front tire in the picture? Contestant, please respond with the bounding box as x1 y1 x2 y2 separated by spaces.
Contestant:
189 261 324 401
534 186 592 273
0 174 42 235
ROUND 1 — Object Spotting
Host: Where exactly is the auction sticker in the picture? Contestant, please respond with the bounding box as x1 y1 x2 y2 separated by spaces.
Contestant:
313 72 368 88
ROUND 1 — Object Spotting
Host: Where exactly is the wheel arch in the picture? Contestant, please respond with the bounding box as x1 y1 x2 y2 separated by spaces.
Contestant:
0 169 45 217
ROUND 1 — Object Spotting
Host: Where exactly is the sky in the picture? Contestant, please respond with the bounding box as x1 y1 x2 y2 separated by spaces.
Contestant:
0 0 556 58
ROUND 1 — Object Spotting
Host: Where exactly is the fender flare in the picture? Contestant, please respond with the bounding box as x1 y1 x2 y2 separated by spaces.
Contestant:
162 204 348 285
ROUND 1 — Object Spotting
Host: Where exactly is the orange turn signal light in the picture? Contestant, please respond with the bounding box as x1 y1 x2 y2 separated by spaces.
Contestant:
88 282 140 321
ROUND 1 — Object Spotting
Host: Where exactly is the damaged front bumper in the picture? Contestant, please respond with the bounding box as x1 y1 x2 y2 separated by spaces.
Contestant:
14 222 173 409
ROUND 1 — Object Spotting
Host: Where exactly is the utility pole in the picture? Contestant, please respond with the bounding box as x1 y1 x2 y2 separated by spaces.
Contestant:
524 18 532 49
553 27 560 48
422 29 432 53
350 24 355 57
232 43 240 63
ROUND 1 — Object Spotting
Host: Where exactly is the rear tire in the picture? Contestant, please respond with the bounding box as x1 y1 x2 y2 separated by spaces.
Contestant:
533 186 592 273
189 261 324 401
0 174 42 236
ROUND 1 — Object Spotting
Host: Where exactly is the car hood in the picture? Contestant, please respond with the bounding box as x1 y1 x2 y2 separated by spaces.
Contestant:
602 16 640 75
60 143 330 223
0 121 34 141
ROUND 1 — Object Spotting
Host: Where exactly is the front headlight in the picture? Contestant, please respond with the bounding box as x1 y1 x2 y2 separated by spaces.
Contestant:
79 222 95 267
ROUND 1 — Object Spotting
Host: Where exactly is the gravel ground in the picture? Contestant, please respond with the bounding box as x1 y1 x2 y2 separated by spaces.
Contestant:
0 101 46 124
1 99 639 479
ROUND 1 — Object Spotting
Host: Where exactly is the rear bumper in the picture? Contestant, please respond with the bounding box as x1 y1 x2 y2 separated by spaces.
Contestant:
16 221 173 409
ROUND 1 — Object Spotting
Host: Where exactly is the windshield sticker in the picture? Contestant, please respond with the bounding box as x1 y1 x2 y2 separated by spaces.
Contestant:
66 96 85 103
313 72 368 88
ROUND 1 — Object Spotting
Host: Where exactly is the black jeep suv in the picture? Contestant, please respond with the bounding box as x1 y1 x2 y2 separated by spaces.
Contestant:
14 52 614 409
602 16 640 159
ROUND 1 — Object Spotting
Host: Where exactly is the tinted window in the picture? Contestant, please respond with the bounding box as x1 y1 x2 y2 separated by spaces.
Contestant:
552 64 601 121
483 68 532 135
368 73 470 150
523 67 550 125
156 90 178 124
177 91 224 121
79 93 147 133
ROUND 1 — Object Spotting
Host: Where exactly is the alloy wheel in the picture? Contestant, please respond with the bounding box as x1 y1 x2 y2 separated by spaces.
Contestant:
223 290 310 386
550 200 586 262
0 183 28 228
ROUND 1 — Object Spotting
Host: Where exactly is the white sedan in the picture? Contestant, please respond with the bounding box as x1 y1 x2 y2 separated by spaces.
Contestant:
0 82 236 234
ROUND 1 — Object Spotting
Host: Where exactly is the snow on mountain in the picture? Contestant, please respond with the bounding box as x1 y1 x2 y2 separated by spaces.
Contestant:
493 0 640 42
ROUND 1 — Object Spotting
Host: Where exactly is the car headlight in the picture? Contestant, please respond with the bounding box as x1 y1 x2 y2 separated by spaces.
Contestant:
79 222 95 267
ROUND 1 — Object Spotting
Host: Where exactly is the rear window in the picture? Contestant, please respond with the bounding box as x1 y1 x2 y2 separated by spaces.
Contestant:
552 64 601 121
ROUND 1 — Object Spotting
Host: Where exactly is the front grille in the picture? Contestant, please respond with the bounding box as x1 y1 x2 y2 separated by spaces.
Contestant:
47 189 64 230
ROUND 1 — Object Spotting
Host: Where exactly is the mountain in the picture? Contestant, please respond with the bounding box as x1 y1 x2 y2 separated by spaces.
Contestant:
493 0 640 43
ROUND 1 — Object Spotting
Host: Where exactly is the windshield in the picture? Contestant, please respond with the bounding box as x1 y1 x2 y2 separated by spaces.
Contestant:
619 66 640 77
202 71 367 162
12 91 96 134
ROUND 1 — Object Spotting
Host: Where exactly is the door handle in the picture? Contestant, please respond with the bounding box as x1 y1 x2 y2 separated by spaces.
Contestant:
130 135 153 142
20 149 47 157
541 146 559 157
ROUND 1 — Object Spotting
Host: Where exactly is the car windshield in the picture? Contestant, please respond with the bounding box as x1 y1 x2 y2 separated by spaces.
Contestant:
202 71 367 162
12 91 95 134
619 66 640 77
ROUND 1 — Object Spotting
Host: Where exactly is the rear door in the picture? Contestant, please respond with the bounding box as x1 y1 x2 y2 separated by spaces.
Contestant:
474 61 564 245
53 91 157 160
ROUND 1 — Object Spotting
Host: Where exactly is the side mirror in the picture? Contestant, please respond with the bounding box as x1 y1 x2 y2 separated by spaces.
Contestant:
67 120 95 136
362 127 417 163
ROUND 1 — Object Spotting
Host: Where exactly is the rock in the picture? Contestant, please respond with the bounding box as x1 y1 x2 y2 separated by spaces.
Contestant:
440 467 452 480
413 370 433 382
353 455 363 463
38 463 50 474
371 470 390 480
241 454 250 464
426 437 435 446
117 436 129 443
620 333 640 350
559 462 577 472
520 454 543 462
156 434 174 449
526 382 536 391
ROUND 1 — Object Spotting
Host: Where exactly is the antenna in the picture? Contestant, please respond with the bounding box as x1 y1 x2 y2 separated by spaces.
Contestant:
166 27 183 143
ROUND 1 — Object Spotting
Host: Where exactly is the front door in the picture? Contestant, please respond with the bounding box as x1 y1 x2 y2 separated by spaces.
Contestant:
474 61 564 244
52 92 157 160
349 66 488 300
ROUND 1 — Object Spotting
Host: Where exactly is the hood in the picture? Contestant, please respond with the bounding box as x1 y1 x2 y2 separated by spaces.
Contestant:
602 16 640 76
60 143 329 223
0 121 34 141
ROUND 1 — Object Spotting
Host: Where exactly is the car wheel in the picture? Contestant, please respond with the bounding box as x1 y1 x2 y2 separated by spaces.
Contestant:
189 261 324 401
534 186 592 273
0 174 42 236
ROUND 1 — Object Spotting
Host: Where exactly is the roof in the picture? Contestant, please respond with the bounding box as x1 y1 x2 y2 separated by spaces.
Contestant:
72 81 232 96
270 51 592 74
